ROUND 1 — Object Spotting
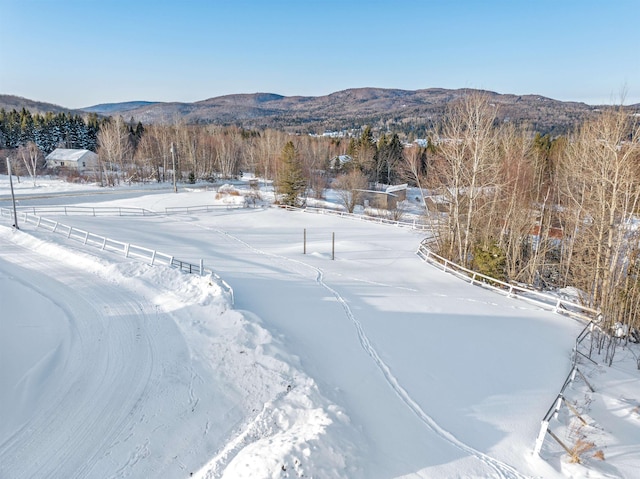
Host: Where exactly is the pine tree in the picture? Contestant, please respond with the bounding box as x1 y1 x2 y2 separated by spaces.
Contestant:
19 109 34 145
276 141 306 206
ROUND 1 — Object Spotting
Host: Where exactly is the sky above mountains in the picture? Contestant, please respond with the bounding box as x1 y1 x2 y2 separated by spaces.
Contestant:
1 0 638 108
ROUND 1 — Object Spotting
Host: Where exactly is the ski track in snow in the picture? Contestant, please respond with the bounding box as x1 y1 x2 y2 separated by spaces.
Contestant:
194 220 528 479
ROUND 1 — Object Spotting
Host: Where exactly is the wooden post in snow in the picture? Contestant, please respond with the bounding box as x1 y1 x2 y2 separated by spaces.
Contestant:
332 232 335 260
6 158 19 229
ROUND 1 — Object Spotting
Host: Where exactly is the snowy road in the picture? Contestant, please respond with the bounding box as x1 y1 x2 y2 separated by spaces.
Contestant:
0 232 247 478
0 237 158 478
16 203 584 478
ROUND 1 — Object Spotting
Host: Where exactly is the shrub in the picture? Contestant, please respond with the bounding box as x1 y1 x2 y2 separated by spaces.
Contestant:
471 240 507 282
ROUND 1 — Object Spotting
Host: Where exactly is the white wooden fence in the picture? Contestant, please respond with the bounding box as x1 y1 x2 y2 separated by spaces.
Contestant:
15 205 155 216
0 207 234 304
275 204 434 231
164 204 245 214
416 240 598 322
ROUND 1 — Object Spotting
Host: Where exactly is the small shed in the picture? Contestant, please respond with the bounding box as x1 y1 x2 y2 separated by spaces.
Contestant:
357 189 399 210
46 148 98 172
385 184 408 202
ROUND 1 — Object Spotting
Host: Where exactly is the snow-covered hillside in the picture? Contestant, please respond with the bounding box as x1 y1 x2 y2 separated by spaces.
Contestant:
1 177 638 479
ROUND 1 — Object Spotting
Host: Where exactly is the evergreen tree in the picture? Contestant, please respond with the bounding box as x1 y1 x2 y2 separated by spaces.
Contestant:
352 126 377 181
85 113 101 151
376 133 404 184
19 109 34 145
0 108 99 153
276 141 306 206
472 240 507 282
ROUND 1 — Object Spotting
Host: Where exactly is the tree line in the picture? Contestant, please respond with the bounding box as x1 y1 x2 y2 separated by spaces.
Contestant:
0 108 104 153
2 95 640 336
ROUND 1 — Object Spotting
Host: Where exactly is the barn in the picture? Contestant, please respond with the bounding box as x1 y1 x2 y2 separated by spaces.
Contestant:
45 148 99 172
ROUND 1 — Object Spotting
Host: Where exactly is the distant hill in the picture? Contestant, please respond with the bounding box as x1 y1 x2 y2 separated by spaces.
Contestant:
0 95 80 115
81 101 159 115
3 89 639 136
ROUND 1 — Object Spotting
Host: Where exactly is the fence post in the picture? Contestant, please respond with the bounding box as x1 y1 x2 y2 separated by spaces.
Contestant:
200 259 204 276
101 237 107 250
125 243 130 258
53 221 58 232
552 395 564 420
150 250 156 265
84 231 89 245
332 232 335 260
534 420 549 455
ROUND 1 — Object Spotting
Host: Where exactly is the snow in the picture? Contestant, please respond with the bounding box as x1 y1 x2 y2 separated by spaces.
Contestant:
1 176 639 478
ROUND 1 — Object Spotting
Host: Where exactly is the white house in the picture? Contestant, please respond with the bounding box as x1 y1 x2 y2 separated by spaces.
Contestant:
45 148 99 172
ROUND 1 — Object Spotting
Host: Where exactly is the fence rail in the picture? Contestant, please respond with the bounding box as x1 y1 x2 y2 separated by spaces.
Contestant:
14 205 156 216
0 207 234 304
416 241 599 322
275 204 434 231
164 204 245 214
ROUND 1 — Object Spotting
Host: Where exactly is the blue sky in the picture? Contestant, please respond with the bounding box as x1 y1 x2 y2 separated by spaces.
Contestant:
1 0 638 108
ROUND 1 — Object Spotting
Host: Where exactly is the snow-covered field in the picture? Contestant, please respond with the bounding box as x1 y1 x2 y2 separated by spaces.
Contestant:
1 177 639 479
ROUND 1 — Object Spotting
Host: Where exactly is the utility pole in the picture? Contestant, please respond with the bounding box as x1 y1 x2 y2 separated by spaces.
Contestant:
170 142 177 193
6 157 19 229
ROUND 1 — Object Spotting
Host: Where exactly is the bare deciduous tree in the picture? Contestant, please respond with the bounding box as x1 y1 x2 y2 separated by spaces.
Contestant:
333 169 368 213
435 93 500 267
17 141 43 186
97 116 132 186
559 106 640 328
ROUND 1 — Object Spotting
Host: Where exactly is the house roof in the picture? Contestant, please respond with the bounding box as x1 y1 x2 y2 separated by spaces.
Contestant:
45 148 97 163
385 184 408 194
355 189 398 198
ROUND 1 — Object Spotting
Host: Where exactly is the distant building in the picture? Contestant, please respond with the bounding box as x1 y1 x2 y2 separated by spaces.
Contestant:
385 184 408 202
45 148 99 172
329 155 352 170
357 189 400 210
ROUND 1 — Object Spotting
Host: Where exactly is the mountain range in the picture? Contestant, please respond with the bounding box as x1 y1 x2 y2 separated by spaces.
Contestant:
2 88 638 135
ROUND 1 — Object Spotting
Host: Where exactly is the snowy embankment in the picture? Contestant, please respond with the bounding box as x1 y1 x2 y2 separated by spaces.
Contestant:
1 181 639 478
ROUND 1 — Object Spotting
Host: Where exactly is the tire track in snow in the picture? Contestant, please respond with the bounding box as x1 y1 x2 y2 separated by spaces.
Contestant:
0 237 156 479
199 223 528 479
